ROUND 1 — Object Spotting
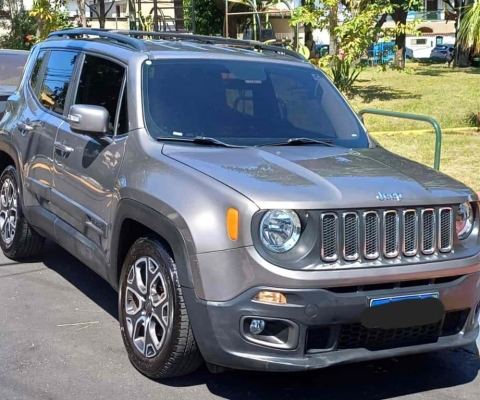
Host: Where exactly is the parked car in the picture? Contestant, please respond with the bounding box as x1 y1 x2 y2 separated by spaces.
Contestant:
315 43 329 58
0 49 30 118
430 44 453 60
0 28 479 379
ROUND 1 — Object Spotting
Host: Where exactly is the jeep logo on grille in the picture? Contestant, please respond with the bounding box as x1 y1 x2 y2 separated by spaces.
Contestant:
376 192 403 201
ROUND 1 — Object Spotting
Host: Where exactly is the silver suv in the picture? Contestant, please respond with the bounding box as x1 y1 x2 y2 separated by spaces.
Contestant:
0 28 479 379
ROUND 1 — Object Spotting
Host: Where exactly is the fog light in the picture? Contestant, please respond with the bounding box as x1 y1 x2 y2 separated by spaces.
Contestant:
250 319 265 335
253 291 287 304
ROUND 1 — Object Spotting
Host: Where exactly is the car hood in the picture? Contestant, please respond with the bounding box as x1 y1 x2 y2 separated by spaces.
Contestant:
162 145 476 209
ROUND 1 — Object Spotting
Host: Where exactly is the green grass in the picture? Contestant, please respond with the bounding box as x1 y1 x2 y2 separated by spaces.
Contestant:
372 130 480 191
344 64 480 190
348 64 480 133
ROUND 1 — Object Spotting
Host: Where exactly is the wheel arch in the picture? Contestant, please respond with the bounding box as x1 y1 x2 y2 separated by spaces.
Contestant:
110 198 196 291
0 141 20 176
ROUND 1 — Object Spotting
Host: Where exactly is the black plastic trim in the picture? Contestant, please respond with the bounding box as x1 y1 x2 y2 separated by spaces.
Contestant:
109 198 195 290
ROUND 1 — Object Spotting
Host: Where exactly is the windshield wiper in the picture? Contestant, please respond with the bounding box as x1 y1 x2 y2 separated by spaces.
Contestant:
156 136 243 148
257 137 335 147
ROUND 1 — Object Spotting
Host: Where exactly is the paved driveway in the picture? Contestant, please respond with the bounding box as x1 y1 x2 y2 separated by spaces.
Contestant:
0 241 478 400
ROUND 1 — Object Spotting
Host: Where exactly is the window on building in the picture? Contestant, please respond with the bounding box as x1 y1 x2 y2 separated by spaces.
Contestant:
412 38 428 46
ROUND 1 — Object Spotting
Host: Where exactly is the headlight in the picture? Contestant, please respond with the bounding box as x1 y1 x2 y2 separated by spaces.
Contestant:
456 202 474 240
260 210 301 253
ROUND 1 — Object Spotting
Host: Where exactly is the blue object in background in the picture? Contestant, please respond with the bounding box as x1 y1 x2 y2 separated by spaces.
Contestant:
367 41 406 66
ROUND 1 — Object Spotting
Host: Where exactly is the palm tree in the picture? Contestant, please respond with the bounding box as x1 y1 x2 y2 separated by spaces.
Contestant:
457 1 480 56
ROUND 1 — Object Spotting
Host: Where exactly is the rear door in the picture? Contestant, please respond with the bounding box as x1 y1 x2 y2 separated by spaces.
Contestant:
52 53 127 256
17 49 80 215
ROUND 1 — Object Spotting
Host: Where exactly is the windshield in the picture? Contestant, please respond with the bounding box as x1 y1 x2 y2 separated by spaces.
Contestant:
0 52 29 88
142 59 369 148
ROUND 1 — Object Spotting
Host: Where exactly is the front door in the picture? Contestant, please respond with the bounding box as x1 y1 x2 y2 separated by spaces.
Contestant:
52 53 128 255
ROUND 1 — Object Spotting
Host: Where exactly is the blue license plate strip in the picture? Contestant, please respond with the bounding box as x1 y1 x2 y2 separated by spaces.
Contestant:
369 292 439 307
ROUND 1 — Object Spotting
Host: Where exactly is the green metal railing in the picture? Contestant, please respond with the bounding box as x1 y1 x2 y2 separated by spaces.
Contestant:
358 108 443 171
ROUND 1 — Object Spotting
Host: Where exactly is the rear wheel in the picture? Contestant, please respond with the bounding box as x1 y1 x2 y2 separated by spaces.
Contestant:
0 166 45 260
118 236 203 379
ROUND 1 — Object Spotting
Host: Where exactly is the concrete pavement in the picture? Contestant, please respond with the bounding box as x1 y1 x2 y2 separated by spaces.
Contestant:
0 241 478 400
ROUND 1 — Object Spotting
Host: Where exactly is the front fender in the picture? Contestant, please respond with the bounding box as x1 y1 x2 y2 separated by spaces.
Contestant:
109 198 196 290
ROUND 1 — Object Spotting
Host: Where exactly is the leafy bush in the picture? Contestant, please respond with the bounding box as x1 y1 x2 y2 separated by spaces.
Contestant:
330 56 363 95
0 8 37 50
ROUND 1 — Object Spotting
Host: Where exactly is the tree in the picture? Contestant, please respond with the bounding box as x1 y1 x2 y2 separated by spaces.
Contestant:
184 0 224 35
0 2 37 50
86 0 116 28
29 0 73 40
388 0 423 67
76 0 87 27
443 0 476 67
457 1 480 58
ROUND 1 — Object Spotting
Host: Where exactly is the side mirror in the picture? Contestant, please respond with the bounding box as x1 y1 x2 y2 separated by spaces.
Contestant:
67 104 110 138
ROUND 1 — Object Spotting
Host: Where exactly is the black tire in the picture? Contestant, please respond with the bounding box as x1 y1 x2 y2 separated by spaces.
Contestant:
0 165 45 260
118 235 203 379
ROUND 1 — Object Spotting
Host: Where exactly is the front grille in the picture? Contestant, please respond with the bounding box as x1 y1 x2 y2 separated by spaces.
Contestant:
305 309 470 352
337 322 440 351
320 206 454 263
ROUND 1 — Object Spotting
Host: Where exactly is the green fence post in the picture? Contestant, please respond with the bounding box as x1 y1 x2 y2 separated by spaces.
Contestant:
358 108 443 171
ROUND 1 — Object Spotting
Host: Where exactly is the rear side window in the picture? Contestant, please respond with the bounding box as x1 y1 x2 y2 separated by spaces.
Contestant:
29 50 47 92
38 50 78 115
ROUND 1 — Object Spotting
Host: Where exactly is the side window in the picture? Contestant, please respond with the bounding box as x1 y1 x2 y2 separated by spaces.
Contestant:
29 50 47 93
75 55 126 135
38 50 78 115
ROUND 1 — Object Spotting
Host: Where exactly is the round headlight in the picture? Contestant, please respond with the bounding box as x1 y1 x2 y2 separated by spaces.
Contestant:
456 202 474 240
260 210 301 253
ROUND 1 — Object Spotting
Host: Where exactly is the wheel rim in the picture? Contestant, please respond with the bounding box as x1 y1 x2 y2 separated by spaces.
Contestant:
124 256 170 358
0 178 17 246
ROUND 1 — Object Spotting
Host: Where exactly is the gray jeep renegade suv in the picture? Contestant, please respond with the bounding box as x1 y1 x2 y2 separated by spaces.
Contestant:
0 28 479 379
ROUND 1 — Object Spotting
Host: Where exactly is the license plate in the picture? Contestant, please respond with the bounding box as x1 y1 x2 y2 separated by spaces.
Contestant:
361 292 443 329
370 292 439 307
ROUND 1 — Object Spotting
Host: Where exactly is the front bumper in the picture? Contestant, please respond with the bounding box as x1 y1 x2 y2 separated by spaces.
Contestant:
184 271 480 372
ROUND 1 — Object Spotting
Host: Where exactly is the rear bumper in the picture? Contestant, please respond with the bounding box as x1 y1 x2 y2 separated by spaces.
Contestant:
184 271 480 372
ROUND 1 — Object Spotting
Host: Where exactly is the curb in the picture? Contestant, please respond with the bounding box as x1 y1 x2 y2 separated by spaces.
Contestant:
370 127 479 135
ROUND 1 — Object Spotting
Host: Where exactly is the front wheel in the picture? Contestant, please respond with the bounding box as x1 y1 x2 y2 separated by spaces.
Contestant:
118 236 203 379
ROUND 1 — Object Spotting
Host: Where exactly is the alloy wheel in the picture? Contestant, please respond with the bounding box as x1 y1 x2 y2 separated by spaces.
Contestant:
124 256 170 358
0 178 17 246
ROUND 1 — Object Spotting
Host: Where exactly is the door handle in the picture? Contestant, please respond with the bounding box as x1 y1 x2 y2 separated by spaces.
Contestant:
54 142 74 154
17 121 34 132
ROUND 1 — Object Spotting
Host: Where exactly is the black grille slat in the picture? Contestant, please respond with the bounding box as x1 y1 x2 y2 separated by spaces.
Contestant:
321 213 338 261
344 213 359 260
384 211 399 258
364 212 379 259
421 209 435 254
403 210 418 256
439 208 453 252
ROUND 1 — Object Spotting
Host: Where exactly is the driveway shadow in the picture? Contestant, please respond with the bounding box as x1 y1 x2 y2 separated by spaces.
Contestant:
40 240 119 319
36 241 480 399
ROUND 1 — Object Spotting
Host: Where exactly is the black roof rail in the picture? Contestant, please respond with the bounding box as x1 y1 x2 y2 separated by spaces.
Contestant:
109 29 308 62
46 28 148 51
46 28 307 62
